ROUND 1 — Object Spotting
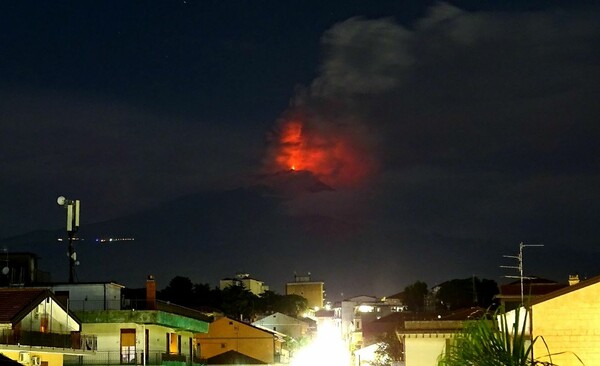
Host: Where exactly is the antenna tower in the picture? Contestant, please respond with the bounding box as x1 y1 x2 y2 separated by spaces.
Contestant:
500 242 544 305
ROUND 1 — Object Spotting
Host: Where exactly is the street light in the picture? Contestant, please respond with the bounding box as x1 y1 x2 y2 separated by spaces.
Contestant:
57 196 80 283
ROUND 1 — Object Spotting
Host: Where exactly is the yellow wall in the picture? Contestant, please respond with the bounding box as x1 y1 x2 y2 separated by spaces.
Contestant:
532 281 600 366
404 337 447 366
2 351 63 366
286 282 323 309
195 317 278 363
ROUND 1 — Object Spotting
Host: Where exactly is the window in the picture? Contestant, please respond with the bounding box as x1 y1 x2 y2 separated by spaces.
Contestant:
145 329 149 363
120 329 136 364
39 315 49 333
167 333 178 354
193 339 201 358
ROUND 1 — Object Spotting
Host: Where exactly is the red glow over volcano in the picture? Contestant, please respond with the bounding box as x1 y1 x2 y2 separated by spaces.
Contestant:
269 119 374 188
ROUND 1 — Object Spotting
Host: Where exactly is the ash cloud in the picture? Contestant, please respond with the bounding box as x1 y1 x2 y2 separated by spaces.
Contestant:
263 1 600 272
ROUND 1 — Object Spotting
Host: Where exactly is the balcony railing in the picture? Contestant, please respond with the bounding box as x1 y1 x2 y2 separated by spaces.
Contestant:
0 330 97 350
64 351 204 366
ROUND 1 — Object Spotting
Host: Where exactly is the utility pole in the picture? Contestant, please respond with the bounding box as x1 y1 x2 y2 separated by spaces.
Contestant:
501 242 544 305
57 196 80 283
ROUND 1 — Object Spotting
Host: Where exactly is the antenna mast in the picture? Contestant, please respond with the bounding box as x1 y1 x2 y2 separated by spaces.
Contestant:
57 196 80 283
500 242 544 305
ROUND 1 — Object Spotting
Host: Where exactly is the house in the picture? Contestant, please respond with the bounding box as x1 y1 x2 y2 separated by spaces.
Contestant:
337 294 408 353
54 276 211 366
396 308 485 366
0 288 95 366
219 273 269 296
195 316 286 364
252 312 314 339
495 277 567 310
507 274 600 366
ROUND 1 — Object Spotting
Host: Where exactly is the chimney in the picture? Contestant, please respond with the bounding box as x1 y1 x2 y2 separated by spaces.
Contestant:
568 274 580 286
146 275 157 310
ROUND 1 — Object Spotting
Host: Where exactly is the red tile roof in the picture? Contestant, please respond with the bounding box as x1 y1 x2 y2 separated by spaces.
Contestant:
0 288 49 324
497 278 568 297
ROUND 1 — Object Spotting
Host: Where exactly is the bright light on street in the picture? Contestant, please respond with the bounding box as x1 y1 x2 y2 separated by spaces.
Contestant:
291 322 350 366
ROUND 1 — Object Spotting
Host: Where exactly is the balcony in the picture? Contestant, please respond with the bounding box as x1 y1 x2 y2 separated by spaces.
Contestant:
0 330 97 350
63 351 205 366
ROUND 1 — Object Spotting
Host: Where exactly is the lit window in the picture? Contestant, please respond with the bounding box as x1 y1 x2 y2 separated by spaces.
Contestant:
40 315 49 333
357 305 374 313
120 329 136 364
168 333 178 354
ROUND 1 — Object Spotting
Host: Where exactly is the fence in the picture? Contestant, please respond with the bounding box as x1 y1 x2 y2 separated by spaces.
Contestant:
0 329 97 350
63 351 204 366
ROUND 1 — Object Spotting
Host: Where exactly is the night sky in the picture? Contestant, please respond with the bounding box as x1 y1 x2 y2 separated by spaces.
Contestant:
1 1 599 301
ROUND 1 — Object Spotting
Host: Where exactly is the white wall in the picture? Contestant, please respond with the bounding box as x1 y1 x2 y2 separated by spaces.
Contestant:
19 296 79 333
52 283 123 310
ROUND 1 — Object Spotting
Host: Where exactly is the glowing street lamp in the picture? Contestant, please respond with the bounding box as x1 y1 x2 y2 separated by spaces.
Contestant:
57 196 80 283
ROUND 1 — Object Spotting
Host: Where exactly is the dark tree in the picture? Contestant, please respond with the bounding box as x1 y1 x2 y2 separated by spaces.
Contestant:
436 278 474 310
193 282 224 309
256 291 308 317
373 331 404 366
157 276 310 321
475 278 499 309
436 277 499 311
404 281 428 312
158 276 195 306
257 290 281 314
220 284 258 320
277 294 308 317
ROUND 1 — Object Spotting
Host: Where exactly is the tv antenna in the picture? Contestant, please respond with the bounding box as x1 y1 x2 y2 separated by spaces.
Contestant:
501 242 544 305
57 196 80 283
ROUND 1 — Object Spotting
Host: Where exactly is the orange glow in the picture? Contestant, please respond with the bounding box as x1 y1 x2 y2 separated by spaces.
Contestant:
269 118 374 188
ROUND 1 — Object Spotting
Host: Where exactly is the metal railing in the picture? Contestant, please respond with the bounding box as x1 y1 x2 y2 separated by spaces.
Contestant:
64 351 205 366
0 329 97 350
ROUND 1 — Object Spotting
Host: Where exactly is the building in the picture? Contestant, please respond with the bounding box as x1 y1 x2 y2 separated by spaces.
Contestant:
0 252 51 286
55 276 211 366
0 288 95 366
219 273 269 296
495 277 567 310
252 312 315 339
336 293 408 354
507 274 600 366
195 316 286 364
396 308 486 366
285 273 324 310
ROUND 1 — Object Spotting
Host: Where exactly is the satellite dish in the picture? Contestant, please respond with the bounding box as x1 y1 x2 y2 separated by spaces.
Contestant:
57 196 66 206
1 267 8 275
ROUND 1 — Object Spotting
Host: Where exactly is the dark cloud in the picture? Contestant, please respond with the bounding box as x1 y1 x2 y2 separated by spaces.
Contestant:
2 2 600 296
264 2 600 283
0 90 260 237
